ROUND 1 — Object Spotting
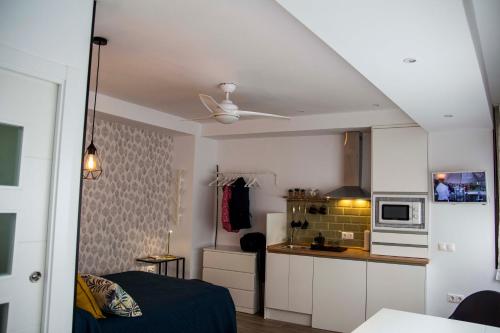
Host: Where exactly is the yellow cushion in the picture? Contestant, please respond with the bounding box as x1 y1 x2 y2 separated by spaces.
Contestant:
76 274 105 319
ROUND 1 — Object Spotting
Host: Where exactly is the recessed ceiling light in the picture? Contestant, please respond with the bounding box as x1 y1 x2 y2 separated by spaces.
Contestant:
403 58 417 63
443 114 454 118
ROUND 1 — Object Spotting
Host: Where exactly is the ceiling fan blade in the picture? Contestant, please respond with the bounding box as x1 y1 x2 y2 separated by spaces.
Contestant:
199 94 221 113
236 110 291 119
183 115 215 121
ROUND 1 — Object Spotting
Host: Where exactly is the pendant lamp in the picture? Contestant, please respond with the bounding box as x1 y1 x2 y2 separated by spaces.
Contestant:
83 36 107 180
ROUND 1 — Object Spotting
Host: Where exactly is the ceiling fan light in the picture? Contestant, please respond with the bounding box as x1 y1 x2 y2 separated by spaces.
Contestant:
214 114 239 124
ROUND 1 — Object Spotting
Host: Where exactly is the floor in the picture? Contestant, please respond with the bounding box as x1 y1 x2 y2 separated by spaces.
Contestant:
237 313 331 333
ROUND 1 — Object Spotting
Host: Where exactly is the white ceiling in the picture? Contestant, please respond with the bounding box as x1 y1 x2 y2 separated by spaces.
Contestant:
93 0 499 131
276 0 494 131
92 0 399 120
472 0 500 106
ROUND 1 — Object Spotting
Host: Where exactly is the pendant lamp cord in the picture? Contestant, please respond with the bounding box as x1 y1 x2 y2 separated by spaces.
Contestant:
91 43 101 142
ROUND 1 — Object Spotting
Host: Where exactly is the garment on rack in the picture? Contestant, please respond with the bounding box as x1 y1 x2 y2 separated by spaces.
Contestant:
221 185 237 232
229 177 252 230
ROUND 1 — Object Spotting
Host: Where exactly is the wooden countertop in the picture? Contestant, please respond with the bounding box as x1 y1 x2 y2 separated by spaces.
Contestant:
267 243 429 266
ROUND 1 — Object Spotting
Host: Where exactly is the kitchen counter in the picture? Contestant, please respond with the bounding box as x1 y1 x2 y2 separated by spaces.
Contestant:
267 243 429 266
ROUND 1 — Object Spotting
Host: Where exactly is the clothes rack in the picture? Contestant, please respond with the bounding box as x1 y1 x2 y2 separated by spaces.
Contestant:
210 170 278 187
211 169 277 248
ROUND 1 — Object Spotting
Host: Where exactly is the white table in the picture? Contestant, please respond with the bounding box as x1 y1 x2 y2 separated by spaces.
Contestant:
352 308 500 333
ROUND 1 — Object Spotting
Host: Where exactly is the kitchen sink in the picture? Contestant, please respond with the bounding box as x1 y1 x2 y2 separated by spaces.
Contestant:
310 245 348 252
278 244 347 252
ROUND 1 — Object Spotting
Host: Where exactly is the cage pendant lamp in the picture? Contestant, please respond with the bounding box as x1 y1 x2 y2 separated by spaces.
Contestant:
83 36 107 180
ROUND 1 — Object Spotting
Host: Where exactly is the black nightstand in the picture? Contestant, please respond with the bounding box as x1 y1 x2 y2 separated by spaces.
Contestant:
136 255 185 279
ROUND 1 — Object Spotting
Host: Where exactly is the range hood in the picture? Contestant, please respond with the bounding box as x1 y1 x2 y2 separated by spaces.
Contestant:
324 131 370 200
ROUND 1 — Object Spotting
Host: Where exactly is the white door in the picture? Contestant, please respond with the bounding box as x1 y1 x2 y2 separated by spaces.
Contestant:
264 253 289 311
289 255 313 314
0 67 58 332
372 126 428 193
366 262 426 318
313 258 367 333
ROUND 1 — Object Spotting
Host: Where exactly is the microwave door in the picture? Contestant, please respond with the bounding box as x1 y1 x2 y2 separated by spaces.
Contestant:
380 204 410 223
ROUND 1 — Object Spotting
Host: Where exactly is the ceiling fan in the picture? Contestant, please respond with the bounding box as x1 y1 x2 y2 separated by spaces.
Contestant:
193 83 290 124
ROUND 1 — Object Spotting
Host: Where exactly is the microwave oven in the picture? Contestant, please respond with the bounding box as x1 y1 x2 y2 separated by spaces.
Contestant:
373 194 427 230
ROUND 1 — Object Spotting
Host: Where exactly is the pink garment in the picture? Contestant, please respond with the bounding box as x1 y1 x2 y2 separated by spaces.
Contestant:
221 185 238 232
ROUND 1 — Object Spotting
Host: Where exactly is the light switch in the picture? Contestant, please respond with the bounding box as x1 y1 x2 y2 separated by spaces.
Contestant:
446 243 456 252
438 242 447 251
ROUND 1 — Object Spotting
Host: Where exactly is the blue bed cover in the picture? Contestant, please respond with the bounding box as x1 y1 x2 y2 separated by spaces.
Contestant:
74 271 237 333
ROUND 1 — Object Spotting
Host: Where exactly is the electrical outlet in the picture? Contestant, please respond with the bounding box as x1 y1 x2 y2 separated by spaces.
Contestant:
447 293 464 303
342 232 354 240
145 266 156 273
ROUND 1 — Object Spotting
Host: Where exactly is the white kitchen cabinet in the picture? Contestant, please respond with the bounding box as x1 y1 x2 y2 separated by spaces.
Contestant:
372 126 428 193
312 258 367 333
265 253 313 315
289 255 313 314
265 252 290 311
366 262 426 318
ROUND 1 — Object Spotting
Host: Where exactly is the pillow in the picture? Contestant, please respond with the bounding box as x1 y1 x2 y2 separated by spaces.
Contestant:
81 274 142 317
75 274 105 319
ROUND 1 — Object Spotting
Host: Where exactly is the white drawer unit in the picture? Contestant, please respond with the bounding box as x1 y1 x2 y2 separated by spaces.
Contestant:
203 247 256 273
227 287 259 313
371 243 428 258
371 231 428 246
203 267 256 291
202 246 259 314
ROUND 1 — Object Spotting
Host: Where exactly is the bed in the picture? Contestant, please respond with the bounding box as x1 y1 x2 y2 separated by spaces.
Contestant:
74 271 237 333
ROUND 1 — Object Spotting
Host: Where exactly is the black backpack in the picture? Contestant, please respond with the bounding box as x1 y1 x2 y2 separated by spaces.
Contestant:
240 232 266 282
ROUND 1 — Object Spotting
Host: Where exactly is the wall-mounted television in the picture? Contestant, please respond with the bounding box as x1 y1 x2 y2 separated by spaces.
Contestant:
431 171 487 203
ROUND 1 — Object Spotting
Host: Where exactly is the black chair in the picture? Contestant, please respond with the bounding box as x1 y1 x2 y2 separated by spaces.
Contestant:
449 290 500 327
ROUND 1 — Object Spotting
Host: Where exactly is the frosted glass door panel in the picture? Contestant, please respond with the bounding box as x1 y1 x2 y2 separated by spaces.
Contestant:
0 214 16 275
0 124 22 186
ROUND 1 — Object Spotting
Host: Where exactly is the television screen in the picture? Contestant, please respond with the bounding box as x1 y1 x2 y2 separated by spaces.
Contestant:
432 171 487 203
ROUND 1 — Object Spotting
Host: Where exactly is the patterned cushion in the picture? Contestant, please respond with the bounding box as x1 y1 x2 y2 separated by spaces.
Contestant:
75 274 106 319
81 274 142 317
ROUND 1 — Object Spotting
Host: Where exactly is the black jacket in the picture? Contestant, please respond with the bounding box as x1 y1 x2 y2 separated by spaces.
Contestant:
229 177 251 230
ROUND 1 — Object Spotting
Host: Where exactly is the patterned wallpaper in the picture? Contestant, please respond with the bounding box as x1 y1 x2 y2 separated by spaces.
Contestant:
78 115 174 275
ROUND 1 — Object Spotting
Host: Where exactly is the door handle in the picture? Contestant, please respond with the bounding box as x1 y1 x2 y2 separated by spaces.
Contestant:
29 271 42 283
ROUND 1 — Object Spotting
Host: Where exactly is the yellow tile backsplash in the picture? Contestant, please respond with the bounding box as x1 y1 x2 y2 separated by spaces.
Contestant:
287 199 371 247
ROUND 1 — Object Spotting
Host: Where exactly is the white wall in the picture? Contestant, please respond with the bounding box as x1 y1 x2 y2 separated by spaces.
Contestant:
171 136 218 279
427 129 500 317
92 92 200 136
172 135 196 278
0 1 93 332
190 137 218 278
216 134 343 246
